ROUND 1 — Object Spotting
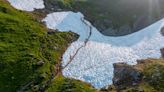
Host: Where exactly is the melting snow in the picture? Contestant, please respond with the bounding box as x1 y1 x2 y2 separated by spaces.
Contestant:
43 11 164 88
6 0 164 88
7 0 44 11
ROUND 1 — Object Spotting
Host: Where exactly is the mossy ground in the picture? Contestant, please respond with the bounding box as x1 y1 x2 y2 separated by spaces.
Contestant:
0 0 96 91
46 75 96 92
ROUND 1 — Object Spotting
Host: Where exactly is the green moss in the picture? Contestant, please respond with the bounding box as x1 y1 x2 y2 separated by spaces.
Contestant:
46 76 96 92
143 59 164 91
122 82 158 92
0 0 97 91
0 0 77 91
58 0 75 8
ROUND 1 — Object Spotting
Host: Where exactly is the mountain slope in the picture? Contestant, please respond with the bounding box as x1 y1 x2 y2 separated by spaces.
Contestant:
44 0 164 36
0 0 163 92
0 0 96 91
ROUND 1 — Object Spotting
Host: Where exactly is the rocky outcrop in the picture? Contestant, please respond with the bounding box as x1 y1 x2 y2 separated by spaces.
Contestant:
113 63 142 91
112 58 164 92
161 27 164 36
160 48 164 58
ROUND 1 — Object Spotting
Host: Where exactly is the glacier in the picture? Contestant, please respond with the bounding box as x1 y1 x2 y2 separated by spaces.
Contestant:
7 0 44 11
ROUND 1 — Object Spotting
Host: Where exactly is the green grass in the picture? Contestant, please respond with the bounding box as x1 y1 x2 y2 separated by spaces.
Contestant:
0 0 77 91
0 1 44 91
143 59 164 91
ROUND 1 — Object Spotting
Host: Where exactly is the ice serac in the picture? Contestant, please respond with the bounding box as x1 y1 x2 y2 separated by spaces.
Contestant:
43 11 164 88
7 0 45 11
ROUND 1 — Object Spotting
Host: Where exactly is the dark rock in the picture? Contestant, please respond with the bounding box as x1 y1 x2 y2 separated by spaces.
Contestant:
100 87 108 91
100 85 116 92
113 63 143 90
161 27 164 36
102 25 132 36
160 48 164 58
47 31 55 34
47 29 58 34
137 59 147 64
36 60 44 66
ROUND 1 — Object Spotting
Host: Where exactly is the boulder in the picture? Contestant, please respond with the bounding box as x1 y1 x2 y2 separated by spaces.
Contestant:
160 48 164 58
161 27 164 36
113 63 142 90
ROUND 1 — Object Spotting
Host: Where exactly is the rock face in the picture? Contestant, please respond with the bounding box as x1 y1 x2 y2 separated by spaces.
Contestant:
43 0 62 13
160 48 164 58
161 27 164 36
159 27 164 58
113 63 142 90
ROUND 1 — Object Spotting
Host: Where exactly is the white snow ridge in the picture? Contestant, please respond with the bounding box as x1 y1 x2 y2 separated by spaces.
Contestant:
43 11 164 88
7 0 45 11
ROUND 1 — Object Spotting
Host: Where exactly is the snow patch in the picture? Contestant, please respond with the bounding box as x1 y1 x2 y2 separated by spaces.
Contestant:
43 11 164 88
7 0 45 11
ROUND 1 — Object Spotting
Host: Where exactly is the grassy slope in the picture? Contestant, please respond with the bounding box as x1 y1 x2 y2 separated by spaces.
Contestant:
0 0 96 92
46 76 96 92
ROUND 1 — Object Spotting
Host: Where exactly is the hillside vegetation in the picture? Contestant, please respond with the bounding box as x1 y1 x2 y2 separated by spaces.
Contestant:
0 0 96 91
